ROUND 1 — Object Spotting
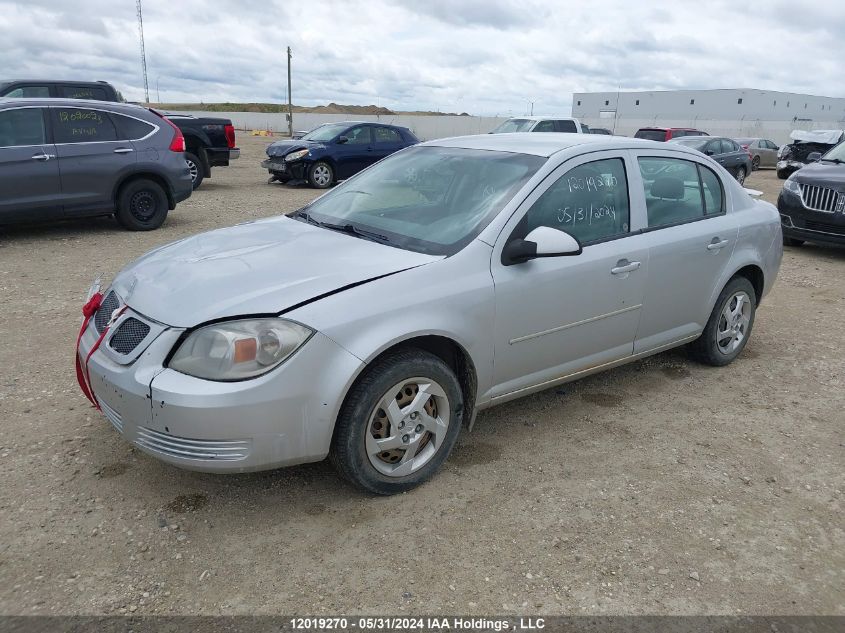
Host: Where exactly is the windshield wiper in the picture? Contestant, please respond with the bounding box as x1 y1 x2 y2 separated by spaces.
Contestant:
290 208 318 225
318 221 391 244
820 157 844 164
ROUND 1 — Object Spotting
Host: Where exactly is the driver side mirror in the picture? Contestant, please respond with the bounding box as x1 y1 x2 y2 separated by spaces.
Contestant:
502 226 582 266
336 136 349 144
807 152 822 162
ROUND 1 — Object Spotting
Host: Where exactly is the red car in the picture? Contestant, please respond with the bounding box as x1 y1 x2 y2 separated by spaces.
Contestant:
634 127 709 141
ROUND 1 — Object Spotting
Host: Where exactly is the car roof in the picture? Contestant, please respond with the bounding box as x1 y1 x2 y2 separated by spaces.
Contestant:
423 132 701 157
502 115 576 121
0 97 142 110
673 135 715 141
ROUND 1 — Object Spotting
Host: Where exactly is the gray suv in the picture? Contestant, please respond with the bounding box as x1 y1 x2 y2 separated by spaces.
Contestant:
0 98 192 230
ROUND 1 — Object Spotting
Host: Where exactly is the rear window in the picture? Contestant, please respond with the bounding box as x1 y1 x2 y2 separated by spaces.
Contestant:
57 85 109 101
635 129 667 141
111 113 155 140
491 119 535 133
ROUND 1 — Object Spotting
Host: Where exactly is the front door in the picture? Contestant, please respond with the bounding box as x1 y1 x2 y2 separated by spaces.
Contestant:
50 106 136 216
630 153 739 353
0 106 62 221
333 125 375 179
490 152 649 399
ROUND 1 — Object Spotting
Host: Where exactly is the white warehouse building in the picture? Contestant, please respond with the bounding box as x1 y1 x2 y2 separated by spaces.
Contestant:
571 89 845 143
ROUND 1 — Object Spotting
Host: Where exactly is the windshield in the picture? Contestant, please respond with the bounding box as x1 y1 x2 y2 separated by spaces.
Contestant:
490 119 535 133
301 123 350 142
634 129 667 141
671 138 709 151
822 141 845 162
299 146 544 255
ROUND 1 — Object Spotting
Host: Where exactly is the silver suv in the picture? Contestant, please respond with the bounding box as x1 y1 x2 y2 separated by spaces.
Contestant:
0 98 192 230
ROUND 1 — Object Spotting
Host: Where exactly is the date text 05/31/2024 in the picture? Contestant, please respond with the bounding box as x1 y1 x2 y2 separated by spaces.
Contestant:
289 617 546 631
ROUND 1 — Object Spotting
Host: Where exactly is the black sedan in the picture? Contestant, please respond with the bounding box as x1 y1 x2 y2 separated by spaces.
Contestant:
669 136 753 184
262 121 418 188
777 141 845 247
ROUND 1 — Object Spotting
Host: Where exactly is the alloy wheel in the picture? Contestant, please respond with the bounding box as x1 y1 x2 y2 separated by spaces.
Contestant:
366 378 451 477
716 291 751 355
312 164 331 187
186 158 199 184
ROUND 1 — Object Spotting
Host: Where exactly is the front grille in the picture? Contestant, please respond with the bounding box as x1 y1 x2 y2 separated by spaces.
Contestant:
99 400 124 434
800 184 840 213
804 220 845 236
136 427 250 461
109 317 151 354
94 291 120 333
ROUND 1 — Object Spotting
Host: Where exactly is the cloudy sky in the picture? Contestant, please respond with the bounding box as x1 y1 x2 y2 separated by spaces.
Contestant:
2 0 844 115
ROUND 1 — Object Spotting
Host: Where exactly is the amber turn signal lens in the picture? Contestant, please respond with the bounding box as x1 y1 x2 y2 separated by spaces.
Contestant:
233 338 257 364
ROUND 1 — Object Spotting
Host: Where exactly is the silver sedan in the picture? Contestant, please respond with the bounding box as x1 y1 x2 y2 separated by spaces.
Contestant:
76 133 783 495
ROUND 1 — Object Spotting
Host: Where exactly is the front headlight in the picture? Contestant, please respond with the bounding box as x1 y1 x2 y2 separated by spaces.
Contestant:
169 318 313 381
285 149 309 162
783 178 801 195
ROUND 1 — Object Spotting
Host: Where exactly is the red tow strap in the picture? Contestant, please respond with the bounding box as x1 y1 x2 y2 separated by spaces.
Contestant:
74 292 125 411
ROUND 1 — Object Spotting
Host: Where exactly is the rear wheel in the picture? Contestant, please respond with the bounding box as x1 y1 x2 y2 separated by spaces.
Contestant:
734 166 747 185
330 348 464 495
688 277 756 366
751 156 760 170
783 236 804 247
308 161 333 189
115 179 168 231
185 152 204 190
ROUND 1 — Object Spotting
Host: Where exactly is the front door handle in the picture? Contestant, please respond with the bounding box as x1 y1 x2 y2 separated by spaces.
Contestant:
611 260 641 275
114 148 134 154
707 239 730 251
31 153 53 161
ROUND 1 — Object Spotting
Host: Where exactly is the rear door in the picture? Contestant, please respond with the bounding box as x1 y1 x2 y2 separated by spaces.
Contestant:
760 140 778 167
630 152 739 352
372 126 405 161
50 106 136 216
720 138 745 172
554 119 579 133
0 106 62 221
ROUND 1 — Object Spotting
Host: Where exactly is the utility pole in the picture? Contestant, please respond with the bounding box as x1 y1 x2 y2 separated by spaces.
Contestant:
287 46 293 138
136 0 150 103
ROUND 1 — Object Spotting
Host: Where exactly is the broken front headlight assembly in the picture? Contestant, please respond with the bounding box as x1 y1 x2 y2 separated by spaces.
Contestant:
169 318 313 381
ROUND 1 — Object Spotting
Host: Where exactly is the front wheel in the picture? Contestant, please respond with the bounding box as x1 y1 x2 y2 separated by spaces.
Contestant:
734 166 747 185
185 152 204 190
688 277 756 366
308 161 333 189
330 348 464 495
115 179 169 231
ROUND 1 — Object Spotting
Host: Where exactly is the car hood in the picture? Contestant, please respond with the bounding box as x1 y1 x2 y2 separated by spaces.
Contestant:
266 139 326 157
794 162 845 185
110 216 440 328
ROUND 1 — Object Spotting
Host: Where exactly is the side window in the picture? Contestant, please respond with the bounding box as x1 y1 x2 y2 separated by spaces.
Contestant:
555 120 578 133
698 165 724 216
523 158 630 245
52 108 118 143
639 157 719 227
2 85 50 98
344 126 372 145
57 85 108 100
0 108 47 147
111 113 155 140
373 126 402 143
705 139 722 155
533 120 555 132
721 139 738 153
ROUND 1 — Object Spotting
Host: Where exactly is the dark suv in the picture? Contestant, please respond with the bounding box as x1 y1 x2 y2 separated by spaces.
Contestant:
0 98 192 230
0 79 122 101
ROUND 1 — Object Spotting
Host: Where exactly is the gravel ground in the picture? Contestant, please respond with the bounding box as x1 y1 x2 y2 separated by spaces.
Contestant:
0 137 842 616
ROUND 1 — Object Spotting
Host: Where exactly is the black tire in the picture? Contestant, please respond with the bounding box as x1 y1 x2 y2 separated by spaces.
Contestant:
330 348 464 495
751 156 760 171
307 161 334 189
115 179 169 231
776 169 790 180
185 152 204 190
688 276 757 367
734 166 747 185
783 236 804 247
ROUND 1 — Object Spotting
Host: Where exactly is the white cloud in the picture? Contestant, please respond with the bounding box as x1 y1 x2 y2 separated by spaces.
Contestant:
1 0 843 115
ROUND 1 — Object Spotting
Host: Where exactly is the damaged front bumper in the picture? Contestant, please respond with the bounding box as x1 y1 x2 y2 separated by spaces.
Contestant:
261 158 308 181
77 294 363 473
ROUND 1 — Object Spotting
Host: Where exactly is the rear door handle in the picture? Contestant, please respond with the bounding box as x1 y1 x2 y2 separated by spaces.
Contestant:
114 148 134 154
611 260 641 275
707 239 730 251
31 153 53 161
